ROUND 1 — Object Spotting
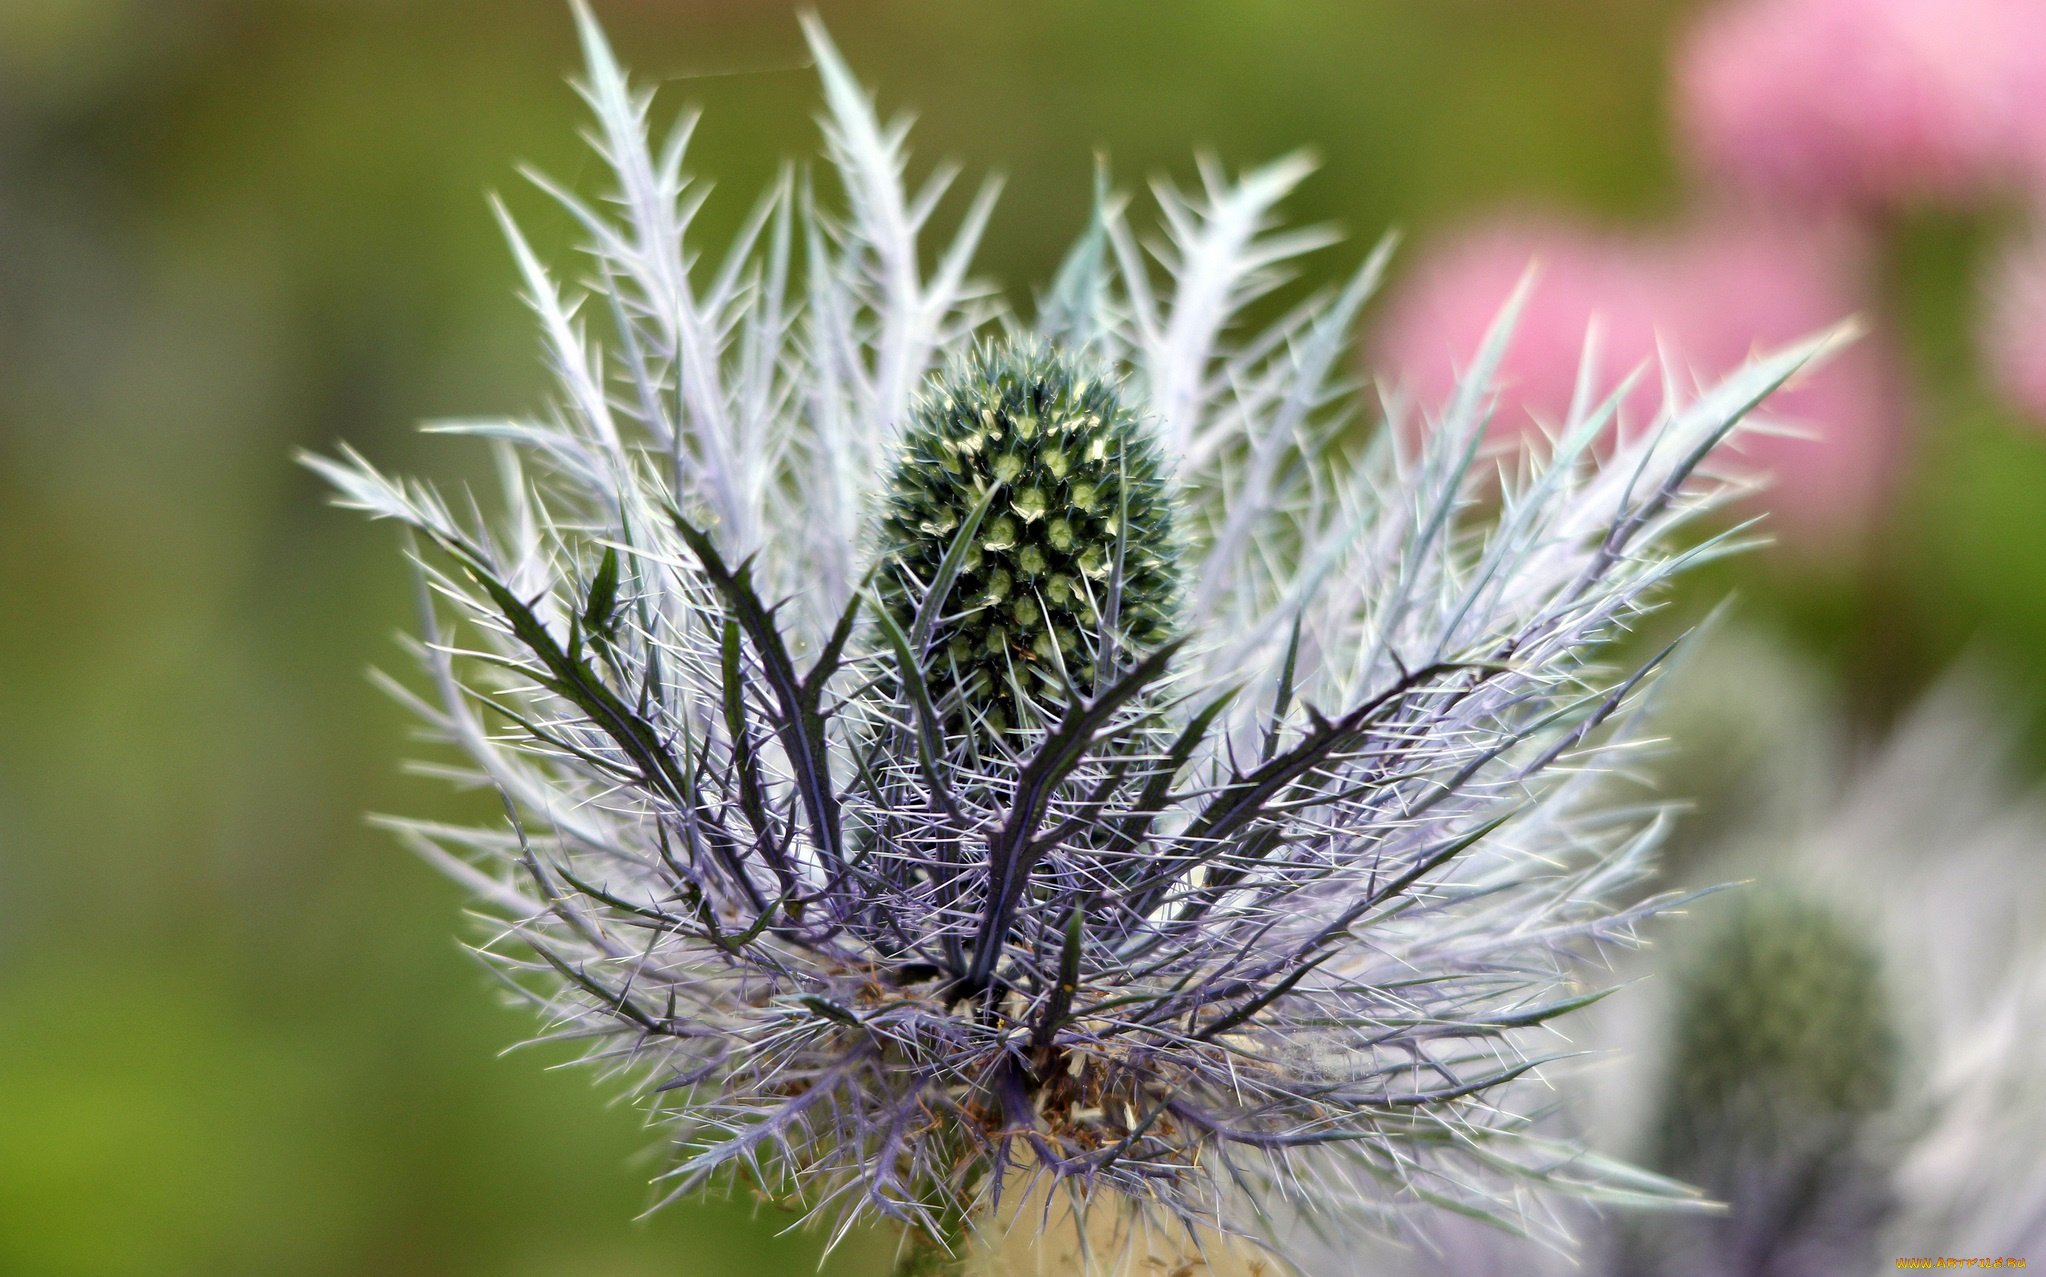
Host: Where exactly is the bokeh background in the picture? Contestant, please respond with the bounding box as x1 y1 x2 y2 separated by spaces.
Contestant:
4 1 2046 1273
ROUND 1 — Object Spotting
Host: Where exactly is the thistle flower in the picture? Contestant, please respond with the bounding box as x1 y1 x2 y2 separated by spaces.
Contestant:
1980 229 2046 426
1674 0 2046 211
306 7 1845 1270
1372 213 1901 550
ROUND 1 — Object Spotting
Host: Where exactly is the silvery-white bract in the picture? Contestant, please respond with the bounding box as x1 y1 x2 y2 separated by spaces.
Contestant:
307 5 1844 1270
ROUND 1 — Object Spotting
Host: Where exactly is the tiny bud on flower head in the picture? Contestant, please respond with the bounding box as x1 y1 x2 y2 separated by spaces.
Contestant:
876 342 1178 747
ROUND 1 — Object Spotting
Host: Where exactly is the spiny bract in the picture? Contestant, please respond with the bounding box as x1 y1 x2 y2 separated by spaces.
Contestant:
306 5 1852 1273
876 343 1177 743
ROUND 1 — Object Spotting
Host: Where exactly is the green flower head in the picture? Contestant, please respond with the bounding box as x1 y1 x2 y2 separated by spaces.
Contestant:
875 342 1179 745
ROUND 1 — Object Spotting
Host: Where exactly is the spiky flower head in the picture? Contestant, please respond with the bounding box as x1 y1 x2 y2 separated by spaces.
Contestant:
307 6 1849 1272
876 341 1178 745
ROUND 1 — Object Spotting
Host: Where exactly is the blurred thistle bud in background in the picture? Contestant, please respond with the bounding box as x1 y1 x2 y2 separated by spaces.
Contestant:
306 4 1850 1272
1638 889 1898 1277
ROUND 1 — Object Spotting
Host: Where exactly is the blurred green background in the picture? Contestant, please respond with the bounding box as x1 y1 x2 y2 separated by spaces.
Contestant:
2 1 2041 1273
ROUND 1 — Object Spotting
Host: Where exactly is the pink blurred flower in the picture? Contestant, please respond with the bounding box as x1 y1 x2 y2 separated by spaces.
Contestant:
1372 214 1905 550
1981 232 2046 423
1675 0 2046 211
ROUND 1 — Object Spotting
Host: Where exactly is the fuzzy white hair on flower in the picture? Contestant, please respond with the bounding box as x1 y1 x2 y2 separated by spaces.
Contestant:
305 5 1849 1272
